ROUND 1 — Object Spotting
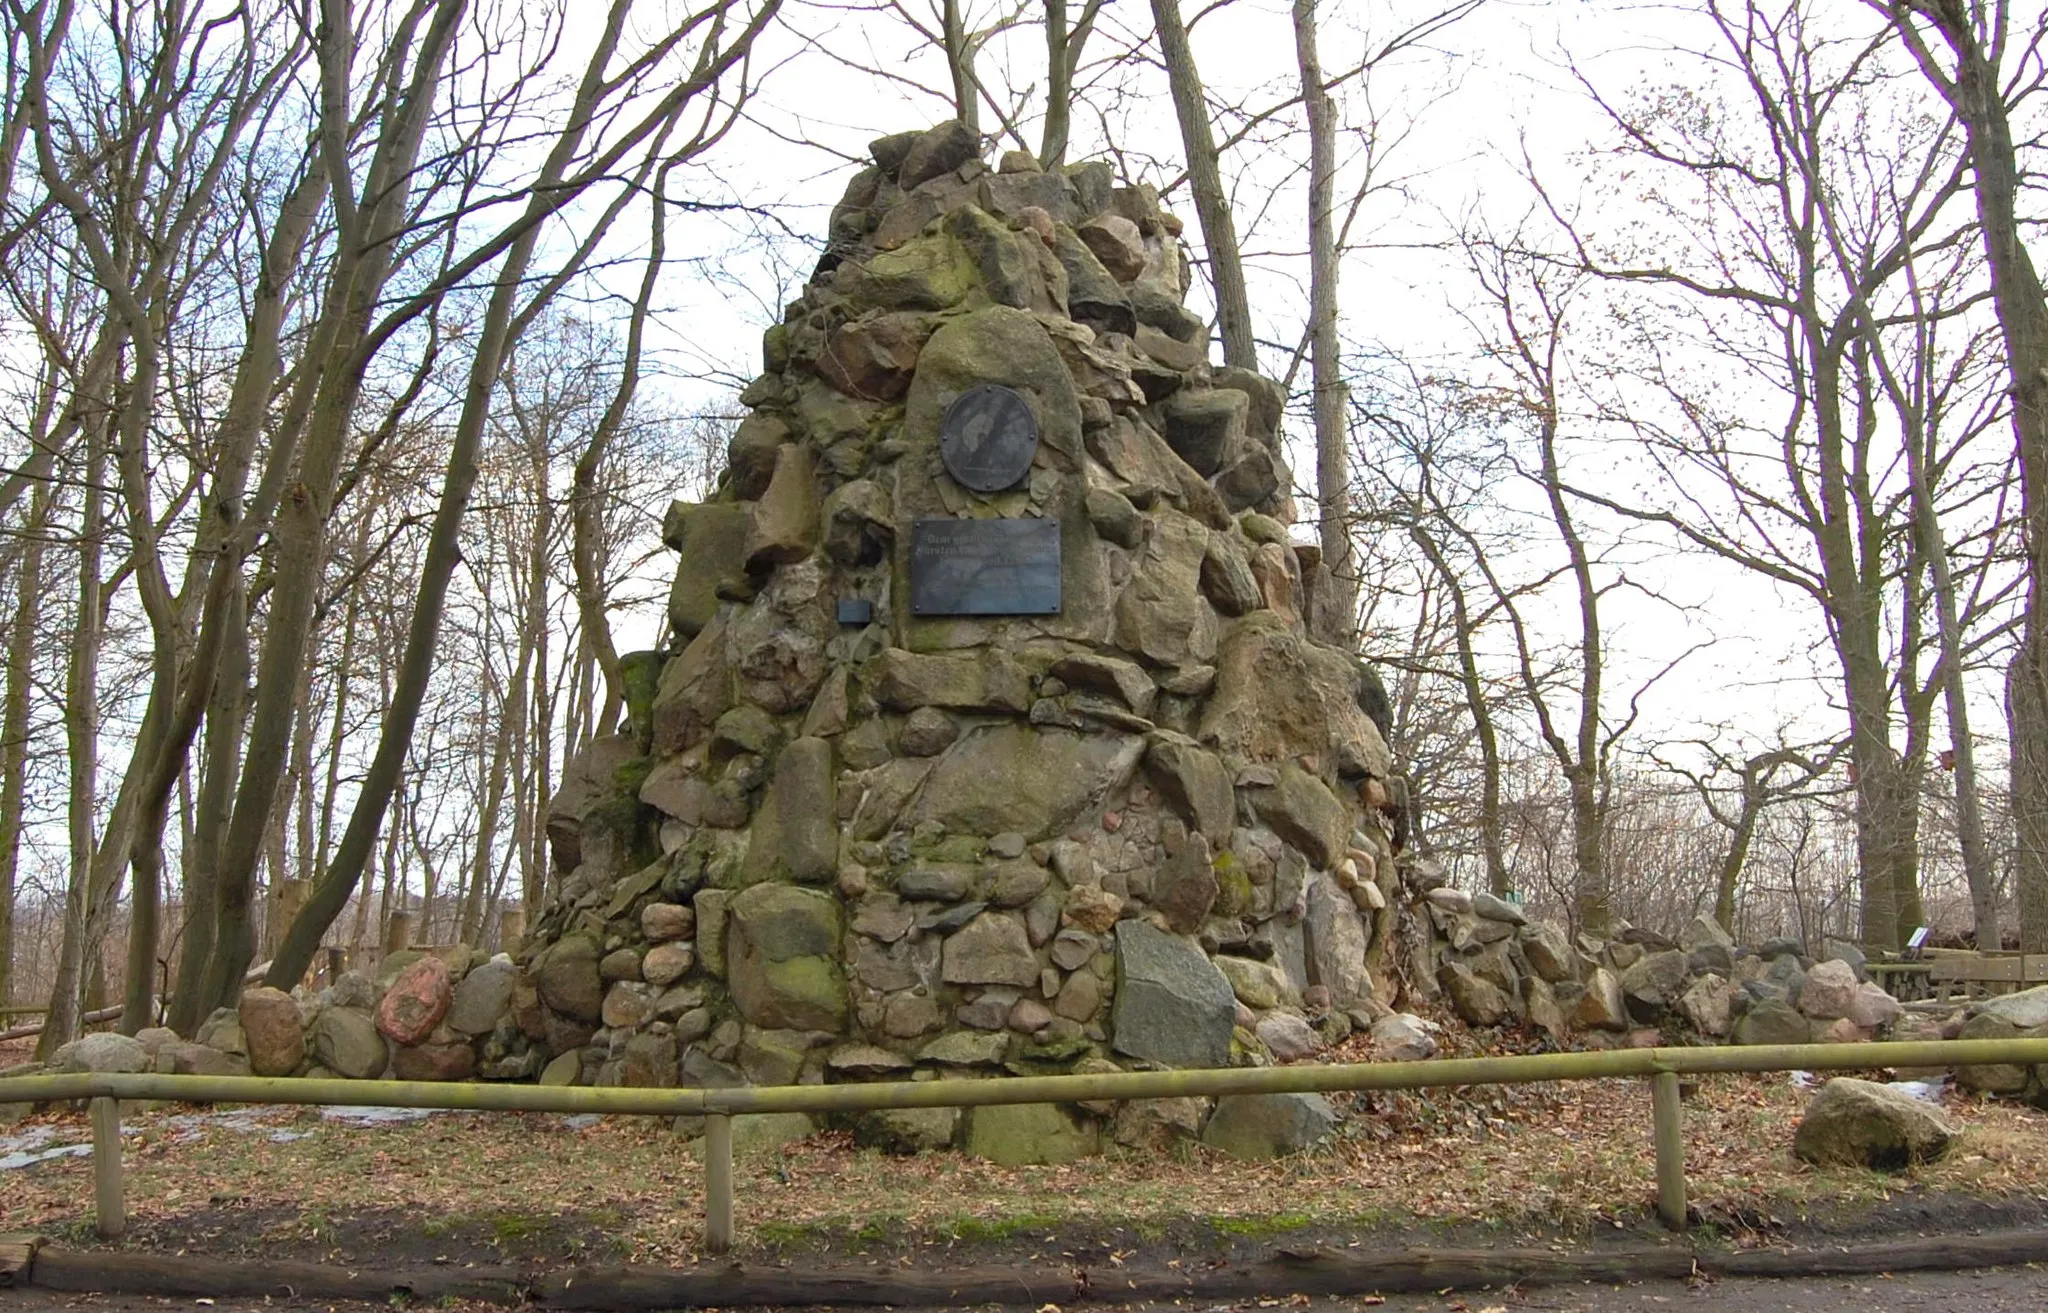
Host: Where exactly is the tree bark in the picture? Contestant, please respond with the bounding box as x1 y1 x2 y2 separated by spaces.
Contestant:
41 417 108 1060
166 579 247 1036
201 0 472 1016
1876 0 2048 950
1293 0 1356 640
0 488 47 1007
1150 0 1256 370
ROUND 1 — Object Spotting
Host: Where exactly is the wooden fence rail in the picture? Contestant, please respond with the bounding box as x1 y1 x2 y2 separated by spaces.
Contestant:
5 1037 2044 1253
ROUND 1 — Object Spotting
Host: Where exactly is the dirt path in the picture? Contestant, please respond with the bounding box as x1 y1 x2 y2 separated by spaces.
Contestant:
5 1265 2048 1311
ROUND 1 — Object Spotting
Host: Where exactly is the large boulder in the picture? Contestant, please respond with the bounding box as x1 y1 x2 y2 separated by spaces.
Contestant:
1846 981 1902 1031
905 725 1144 842
1111 1096 1209 1152
543 733 641 872
1144 731 1236 845
1793 1078 1956 1170
447 959 517 1036
536 932 606 1023
1573 967 1628 1031
1521 923 1577 983
1620 950 1689 1017
238 986 306 1077
1113 514 1218 668
1798 958 1860 1020
965 1103 1099 1165
662 501 749 640
1111 919 1236 1069
1954 1012 2031 1094
376 955 454 1046
1214 955 1299 1011
1977 984 2048 1029
867 647 1031 714
1201 1092 1338 1159
1256 1013 1323 1062
726 884 847 1032
157 1040 251 1077
902 304 1082 467
853 1106 961 1153
311 1007 388 1079
1160 387 1246 475
1197 612 1392 781
1440 961 1512 1027
1677 974 1733 1039
52 1032 149 1075
1370 1013 1439 1061
1733 1000 1813 1047
941 910 1041 987
1303 873 1372 1006
195 1007 248 1056
391 1034 478 1083
739 735 838 885
1251 765 1348 870
1678 914 1734 955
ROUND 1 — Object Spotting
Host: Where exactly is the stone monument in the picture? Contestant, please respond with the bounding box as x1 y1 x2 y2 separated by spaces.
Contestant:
516 122 1406 1158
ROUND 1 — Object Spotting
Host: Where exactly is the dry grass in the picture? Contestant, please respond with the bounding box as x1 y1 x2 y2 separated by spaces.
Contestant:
6 1067 2048 1266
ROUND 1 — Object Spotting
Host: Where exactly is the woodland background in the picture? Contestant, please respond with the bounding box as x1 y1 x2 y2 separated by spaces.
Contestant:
1 0 2045 1055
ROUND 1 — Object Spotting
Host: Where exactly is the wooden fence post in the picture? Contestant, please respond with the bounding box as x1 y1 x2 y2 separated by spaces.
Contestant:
705 1113 734 1254
91 1095 124 1239
1651 1071 1685 1230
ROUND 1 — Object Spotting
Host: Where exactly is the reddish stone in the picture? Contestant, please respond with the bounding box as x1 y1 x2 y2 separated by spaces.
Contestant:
1017 206 1056 246
816 314 926 401
1077 215 1147 281
375 955 453 1046
390 1035 477 1082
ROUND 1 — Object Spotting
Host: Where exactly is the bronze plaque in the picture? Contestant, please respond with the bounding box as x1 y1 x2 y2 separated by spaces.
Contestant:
939 384 1039 491
909 518 1061 615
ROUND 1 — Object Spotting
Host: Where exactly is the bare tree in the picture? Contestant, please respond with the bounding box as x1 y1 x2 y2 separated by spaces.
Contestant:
1543 0 2008 949
1864 0 2048 951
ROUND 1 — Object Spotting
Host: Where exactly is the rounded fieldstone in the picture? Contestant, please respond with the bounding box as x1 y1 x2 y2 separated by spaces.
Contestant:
642 941 695 987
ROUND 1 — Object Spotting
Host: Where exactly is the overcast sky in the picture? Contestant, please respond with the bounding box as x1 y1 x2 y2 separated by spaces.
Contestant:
594 0 2024 773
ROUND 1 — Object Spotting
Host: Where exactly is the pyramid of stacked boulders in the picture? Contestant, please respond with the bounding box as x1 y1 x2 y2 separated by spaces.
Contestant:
511 121 1406 1157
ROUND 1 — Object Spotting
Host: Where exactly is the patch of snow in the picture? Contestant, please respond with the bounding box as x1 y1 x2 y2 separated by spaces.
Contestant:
0 1142 91 1171
317 1104 438 1125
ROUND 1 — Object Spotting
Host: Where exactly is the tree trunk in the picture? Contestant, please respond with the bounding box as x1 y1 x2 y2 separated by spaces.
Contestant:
1712 768 1766 935
941 0 981 134
0 488 48 1007
167 579 248 1036
1411 524 1506 895
1890 2 2048 951
1293 0 1355 640
40 420 108 1060
1150 0 1256 370
201 0 471 1016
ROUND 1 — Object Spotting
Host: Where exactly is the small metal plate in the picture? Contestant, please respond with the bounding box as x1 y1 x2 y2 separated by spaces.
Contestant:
910 518 1061 616
939 384 1040 492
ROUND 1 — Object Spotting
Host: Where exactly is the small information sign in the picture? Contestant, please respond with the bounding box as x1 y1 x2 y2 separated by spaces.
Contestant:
909 518 1061 616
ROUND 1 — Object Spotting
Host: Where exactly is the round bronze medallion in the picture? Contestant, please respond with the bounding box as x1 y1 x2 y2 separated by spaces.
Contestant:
939 383 1040 492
